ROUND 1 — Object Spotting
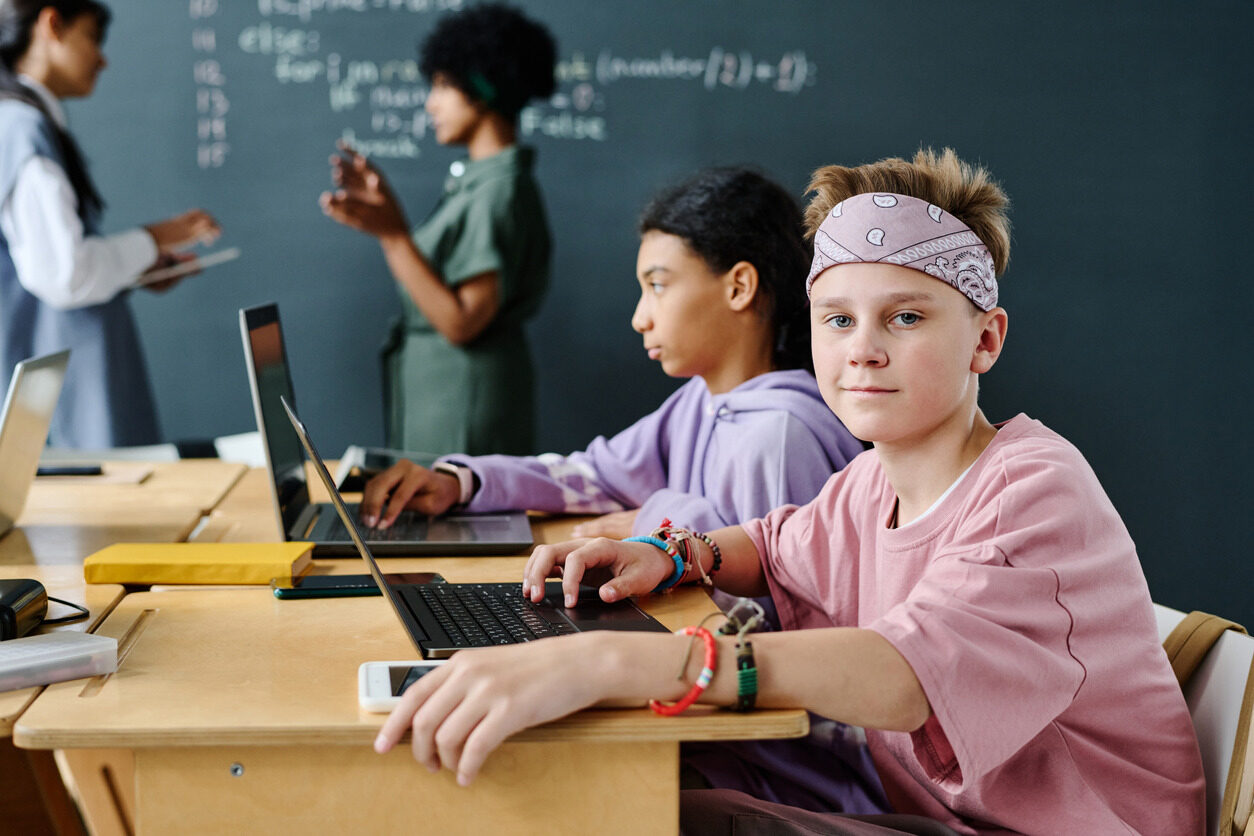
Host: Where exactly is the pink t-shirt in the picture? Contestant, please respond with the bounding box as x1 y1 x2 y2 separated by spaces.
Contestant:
743 414 1204 835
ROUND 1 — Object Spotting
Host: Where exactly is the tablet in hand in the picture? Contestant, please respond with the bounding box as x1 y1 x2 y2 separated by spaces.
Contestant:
136 246 240 285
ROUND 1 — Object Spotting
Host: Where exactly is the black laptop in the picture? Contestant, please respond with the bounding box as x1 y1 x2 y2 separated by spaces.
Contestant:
239 303 533 556
281 396 670 659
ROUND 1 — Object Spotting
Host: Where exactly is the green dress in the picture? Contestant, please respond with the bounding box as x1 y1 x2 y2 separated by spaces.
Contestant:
383 145 550 456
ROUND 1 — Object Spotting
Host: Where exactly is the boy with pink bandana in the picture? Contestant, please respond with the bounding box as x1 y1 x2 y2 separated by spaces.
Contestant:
373 149 1205 835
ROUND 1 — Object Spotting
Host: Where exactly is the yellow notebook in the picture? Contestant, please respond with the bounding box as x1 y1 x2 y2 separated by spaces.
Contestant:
83 542 314 585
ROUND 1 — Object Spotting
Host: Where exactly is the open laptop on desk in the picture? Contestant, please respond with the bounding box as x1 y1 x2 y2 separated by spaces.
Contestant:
239 303 532 556
0 351 70 538
281 396 670 658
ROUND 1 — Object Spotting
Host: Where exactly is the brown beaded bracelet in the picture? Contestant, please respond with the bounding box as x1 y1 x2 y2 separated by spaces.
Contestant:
692 530 722 578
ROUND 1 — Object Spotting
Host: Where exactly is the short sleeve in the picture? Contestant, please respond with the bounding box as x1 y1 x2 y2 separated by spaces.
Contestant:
868 460 1095 789
438 185 507 287
742 480 861 633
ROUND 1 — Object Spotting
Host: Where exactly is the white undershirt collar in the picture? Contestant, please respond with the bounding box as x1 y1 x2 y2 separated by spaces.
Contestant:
896 461 976 531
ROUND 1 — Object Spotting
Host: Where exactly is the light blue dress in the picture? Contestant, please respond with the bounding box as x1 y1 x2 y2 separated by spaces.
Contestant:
0 98 159 448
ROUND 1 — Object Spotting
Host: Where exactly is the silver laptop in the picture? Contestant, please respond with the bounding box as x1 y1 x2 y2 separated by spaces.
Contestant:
0 351 70 537
238 303 533 556
281 396 669 658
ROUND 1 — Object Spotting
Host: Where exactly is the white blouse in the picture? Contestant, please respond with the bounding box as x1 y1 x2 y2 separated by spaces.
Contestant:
0 76 155 310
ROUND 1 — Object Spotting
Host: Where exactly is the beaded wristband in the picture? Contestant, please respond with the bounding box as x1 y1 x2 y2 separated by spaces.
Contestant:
715 599 764 712
693 531 722 578
622 535 684 593
651 519 721 587
649 626 718 716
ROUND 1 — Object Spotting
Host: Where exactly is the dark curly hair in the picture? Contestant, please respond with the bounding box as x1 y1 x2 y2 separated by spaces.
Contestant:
419 3 556 122
0 0 110 222
639 168 814 372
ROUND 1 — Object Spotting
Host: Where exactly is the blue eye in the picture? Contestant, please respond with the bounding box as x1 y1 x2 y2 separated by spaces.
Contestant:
825 314 853 329
893 312 921 326
650 282 665 294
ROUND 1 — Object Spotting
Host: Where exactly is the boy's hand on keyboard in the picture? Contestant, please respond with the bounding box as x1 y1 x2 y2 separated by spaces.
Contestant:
360 460 459 528
522 538 675 607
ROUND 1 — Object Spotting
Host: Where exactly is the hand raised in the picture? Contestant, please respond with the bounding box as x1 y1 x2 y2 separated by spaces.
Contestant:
320 141 408 238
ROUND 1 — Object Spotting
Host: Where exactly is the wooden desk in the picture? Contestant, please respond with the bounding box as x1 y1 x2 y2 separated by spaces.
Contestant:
0 566 125 735
16 584 805 833
0 460 244 831
23 460 246 517
190 465 281 543
15 467 808 833
0 565 124 835
1 460 247 566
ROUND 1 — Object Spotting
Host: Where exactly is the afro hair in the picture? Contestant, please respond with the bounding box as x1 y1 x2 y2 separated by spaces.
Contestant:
419 3 557 122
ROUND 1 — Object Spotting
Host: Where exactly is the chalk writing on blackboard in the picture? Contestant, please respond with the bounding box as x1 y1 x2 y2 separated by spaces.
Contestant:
187 4 817 165
191 1 230 169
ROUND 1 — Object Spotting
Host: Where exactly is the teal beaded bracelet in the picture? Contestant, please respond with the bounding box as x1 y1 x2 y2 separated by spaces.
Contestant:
622 535 685 593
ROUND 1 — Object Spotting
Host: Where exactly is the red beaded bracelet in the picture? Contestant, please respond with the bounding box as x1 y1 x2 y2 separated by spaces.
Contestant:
649 626 718 716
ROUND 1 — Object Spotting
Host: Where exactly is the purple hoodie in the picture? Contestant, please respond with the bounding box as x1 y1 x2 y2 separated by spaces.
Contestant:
443 369 887 815
446 369 864 534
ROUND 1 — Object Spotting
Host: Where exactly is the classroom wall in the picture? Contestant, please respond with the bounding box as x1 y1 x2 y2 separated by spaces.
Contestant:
71 1 1252 623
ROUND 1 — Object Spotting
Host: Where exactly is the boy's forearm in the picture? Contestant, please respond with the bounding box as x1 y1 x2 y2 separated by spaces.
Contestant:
703 525 770 598
720 627 930 732
595 621 929 733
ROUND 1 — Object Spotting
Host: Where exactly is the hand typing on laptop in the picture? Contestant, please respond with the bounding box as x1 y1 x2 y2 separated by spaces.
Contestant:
359 460 460 528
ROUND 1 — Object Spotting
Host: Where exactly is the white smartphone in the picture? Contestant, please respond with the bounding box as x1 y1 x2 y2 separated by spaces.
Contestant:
358 660 446 712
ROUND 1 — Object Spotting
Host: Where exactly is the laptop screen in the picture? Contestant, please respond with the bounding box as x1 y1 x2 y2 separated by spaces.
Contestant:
0 350 69 531
279 396 424 655
240 304 308 535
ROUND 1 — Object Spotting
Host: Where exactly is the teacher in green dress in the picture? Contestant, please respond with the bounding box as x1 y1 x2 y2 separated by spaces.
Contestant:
320 4 556 456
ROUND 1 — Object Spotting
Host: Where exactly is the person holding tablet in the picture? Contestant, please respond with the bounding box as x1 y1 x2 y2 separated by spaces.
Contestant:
0 0 220 448
320 4 556 457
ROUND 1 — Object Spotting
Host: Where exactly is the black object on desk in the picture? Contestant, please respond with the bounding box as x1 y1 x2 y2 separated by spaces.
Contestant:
271 572 444 599
0 579 48 640
36 464 103 477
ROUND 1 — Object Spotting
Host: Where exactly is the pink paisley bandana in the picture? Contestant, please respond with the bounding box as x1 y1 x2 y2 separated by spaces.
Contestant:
805 193 998 310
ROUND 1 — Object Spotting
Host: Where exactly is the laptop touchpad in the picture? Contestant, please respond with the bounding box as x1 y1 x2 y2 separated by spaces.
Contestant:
542 585 667 632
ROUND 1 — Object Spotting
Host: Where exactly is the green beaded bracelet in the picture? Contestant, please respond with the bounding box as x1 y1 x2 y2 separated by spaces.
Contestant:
733 639 758 712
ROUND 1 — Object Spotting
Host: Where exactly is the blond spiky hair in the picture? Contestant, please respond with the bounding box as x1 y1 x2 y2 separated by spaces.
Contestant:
804 148 1011 277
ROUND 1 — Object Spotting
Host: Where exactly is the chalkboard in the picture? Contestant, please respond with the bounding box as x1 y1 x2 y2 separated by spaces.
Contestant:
70 1 1252 624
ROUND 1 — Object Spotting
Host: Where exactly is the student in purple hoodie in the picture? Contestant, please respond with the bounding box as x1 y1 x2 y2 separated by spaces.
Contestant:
357 167 885 815
360 167 864 539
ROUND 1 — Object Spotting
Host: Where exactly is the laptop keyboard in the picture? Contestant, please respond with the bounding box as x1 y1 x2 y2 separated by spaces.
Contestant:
405 583 577 648
325 508 425 542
